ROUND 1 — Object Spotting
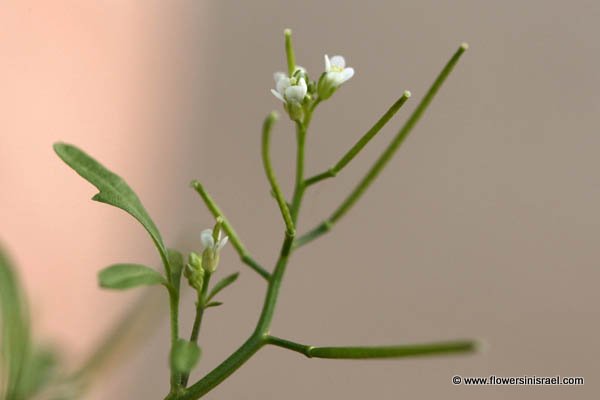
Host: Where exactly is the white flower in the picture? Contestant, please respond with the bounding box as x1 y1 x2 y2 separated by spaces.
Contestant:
200 228 228 273
324 55 354 86
270 67 308 104
201 228 228 252
318 55 354 100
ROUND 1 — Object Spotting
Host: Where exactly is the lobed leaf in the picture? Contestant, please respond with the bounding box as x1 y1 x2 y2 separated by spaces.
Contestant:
53 143 169 268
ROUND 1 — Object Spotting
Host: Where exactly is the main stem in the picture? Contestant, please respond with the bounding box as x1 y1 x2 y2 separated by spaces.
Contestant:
175 118 310 400
168 288 180 391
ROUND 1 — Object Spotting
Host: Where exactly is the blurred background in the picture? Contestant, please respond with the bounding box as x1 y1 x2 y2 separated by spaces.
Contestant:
1 0 598 399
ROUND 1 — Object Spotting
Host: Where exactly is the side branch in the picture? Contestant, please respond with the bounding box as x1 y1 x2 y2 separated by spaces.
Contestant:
267 336 478 359
296 43 469 248
304 90 411 187
261 112 296 237
191 181 270 280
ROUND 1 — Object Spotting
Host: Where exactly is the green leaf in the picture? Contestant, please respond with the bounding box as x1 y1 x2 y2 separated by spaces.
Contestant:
206 272 239 302
0 244 32 398
53 143 169 268
168 249 184 292
205 301 223 308
19 347 58 398
98 264 166 290
170 339 201 374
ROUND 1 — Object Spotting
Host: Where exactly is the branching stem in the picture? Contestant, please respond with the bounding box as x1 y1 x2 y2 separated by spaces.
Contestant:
262 112 295 236
266 336 477 359
191 181 270 280
305 91 411 187
296 44 469 248
174 43 472 400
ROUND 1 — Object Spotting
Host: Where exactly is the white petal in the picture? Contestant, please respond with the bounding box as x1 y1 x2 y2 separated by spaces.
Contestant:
339 67 354 83
326 71 344 86
275 76 290 95
330 55 346 69
298 77 307 91
217 235 229 250
271 89 285 102
285 85 306 103
273 72 286 84
294 65 306 74
201 229 214 249
324 54 331 72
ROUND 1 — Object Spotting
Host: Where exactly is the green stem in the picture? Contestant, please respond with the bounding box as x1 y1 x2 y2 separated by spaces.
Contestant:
191 181 270 280
178 43 471 400
262 112 295 236
295 43 468 248
190 273 211 344
179 229 296 400
180 94 310 400
290 122 307 224
305 91 411 187
255 235 294 332
168 288 181 390
180 273 212 387
267 336 478 359
284 29 295 76
171 334 265 400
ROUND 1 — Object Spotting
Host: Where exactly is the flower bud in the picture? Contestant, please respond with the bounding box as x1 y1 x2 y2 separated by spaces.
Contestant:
184 252 204 291
286 101 304 122
199 221 229 274
317 72 337 100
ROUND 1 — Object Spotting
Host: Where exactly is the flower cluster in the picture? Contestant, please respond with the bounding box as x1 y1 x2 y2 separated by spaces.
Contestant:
271 53 354 121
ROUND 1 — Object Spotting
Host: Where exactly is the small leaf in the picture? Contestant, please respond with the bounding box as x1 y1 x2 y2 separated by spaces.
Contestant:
53 143 169 266
168 249 184 292
206 272 239 302
98 264 166 290
170 339 201 374
205 301 223 308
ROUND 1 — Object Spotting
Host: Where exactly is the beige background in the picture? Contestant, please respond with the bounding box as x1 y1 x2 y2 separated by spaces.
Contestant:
1 0 599 399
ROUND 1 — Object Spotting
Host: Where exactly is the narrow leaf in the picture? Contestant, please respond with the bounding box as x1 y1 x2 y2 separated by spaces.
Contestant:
53 143 169 268
18 347 58 398
0 244 32 398
206 272 239 302
98 264 166 290
170 339 201 374
205 301 223 308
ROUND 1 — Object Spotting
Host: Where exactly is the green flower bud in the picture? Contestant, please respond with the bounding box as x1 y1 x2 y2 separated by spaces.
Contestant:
286 101 304 122
189 251 202 269
184 252 204 291
317 72 337 100
201 248 218 274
